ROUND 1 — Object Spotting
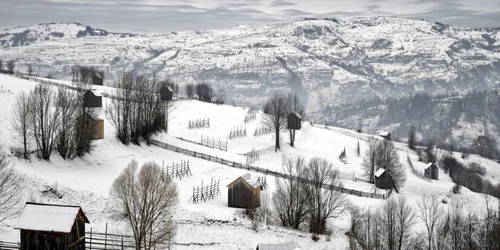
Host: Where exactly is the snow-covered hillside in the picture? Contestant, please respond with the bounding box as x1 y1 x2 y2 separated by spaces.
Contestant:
0 17 499 112
0 74 499 249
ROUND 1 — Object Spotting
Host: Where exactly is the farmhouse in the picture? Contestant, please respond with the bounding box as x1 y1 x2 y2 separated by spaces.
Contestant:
92 74 103 86
424 162 439 180
76 112 104 139
227 173 262 209
15 202 90 250
379 131 391 140
160 85 173 101
287 112 302 130
256 243 299 250
83 89 102 108
374 168 399 193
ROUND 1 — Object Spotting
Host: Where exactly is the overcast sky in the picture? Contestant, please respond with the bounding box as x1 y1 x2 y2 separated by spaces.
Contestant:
1 0 500 33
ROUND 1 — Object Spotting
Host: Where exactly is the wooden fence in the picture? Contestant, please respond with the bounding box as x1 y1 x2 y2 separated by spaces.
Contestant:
189 178 221 203
0 241 20 249
201 135 228 151
188 118 210 129
150 139 386 200
162 160 192 180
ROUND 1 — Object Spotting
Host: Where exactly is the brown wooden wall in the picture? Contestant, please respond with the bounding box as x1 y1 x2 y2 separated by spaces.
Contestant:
20 217 86 250
227 179 261 209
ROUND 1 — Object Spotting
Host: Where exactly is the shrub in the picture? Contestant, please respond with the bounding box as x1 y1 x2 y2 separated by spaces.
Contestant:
452 184 461 194
467 162 486 176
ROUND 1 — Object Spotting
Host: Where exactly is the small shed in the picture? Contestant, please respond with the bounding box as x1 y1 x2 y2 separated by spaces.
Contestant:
160 85 173 101
76 112 104 139
15 202 90 250
379 131 391 141
92 74 103 86
227 173 262 209
374 168 399 193
83 90 102 108
287 112 302 130
424 162 439 180
256 243 299 250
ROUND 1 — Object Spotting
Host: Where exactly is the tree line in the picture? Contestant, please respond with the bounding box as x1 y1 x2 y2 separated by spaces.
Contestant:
349 195 500 250
11 84 98 160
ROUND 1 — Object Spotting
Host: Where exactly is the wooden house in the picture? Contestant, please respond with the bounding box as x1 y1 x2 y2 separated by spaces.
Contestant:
287 112 302 130
160 85 173 101
83 90 102 108
256 243 299 250
379 131 391 141
227 173 262 209
15 202 90 250
374 169 399 193
424 162 439 180
76 112 104 139
92 74 103 86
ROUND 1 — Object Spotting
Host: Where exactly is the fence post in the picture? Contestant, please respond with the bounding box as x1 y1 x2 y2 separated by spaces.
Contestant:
121 235 124 250
90 227 93 249
105 222 108 250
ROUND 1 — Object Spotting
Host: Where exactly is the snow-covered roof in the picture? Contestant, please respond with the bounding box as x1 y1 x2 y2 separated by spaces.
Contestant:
290 112 302 119
257 243 299 250
227 173 262 189
15 203 89 233
379 131 390 136
425 162 435 169
90 89 102 97
167 86 173 92
374 168 386 178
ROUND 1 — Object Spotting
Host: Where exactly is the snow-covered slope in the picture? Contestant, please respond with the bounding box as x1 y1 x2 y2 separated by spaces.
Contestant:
0 17 499 112
0 74 499 249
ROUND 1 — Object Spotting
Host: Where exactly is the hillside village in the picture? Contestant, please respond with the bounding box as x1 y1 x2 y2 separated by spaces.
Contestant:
0 64 500 249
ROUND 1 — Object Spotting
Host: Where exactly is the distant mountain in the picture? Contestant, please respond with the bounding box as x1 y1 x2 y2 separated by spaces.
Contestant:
0 17 499 114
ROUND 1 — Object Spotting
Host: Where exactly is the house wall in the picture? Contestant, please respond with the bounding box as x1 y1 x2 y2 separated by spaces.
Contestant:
228 180 261 209
83 92 103 108
94 120 104 139
287 115 301 130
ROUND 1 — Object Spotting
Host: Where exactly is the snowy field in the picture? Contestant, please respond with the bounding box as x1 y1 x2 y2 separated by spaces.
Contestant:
0 74 498 249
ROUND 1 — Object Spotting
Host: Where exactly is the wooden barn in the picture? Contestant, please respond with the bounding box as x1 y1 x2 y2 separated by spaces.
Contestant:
287 112 302 130
379 131 392 141
83 90 102 108
160 85 173 101
92 74 103 86
424 162 439 180
374 168 399 193
15 202 90 250
76 112 104 139
227 173 262 209
256 243 299 250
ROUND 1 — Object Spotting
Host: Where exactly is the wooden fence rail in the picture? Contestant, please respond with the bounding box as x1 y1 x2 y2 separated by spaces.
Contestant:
150 139 386 200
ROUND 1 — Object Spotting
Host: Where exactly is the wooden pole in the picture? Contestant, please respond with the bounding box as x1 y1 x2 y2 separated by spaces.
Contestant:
90 227 93 249
105 222 108 250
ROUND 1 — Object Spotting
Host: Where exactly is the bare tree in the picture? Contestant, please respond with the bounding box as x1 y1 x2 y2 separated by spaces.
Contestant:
363 136 378 184
417 194 443 250
30 84 60 160
184 84 195 98
356 140 361 157
375 139 407 190
56 87 78 159
110 160 178 250
408 125 416 150
214 86 226 104
382 196 417 250
287 93 305 147
305 157 347 234
0 142 23 230
6 60 15 74
473 135 496 159
272 156 309 229
0 59 3 70
11 91 32 159
108 71 134 144
74 106 98 157
27 64 34 76
263 91 288 152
